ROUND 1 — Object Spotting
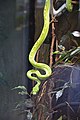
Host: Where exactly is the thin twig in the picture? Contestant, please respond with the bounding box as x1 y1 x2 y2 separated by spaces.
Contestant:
66 101 75 114
36 48 40 62
49 28 55 67
72 0 79 4
46 116 50 120
55 39 59 62
49 16 55 67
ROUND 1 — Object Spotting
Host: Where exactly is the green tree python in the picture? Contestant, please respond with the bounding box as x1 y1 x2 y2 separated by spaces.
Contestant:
27 0 72 95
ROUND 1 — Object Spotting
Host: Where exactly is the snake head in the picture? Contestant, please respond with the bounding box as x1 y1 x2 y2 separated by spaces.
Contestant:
66 0 73 12
31 85 40 95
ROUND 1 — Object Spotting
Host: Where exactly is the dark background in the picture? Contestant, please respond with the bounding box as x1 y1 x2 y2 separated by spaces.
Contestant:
0 0 34 119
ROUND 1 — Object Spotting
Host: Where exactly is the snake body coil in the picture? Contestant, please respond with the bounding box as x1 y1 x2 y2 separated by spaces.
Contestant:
27 0 52 95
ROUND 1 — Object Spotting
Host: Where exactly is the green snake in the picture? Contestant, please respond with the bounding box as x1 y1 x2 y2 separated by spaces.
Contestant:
27 0 73 95
27 0 52 95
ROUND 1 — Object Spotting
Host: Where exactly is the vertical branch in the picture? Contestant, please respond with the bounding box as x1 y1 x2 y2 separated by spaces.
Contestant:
49 0 55 68
55 39 59 62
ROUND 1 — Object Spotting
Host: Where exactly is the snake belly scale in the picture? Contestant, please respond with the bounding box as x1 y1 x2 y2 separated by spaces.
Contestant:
27 0 52 95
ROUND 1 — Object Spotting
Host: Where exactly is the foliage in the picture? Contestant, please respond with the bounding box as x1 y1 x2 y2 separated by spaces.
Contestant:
12 85 30 95
53 46 80 65
12 86 27 91
12 86 33 119
58 116 62 120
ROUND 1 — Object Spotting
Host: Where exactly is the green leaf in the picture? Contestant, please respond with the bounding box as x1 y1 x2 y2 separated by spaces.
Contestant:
70 47 80 56
18 91 28 95
11 86 27 91
53 51 60 55
15 99 34 109
58 116 62 120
